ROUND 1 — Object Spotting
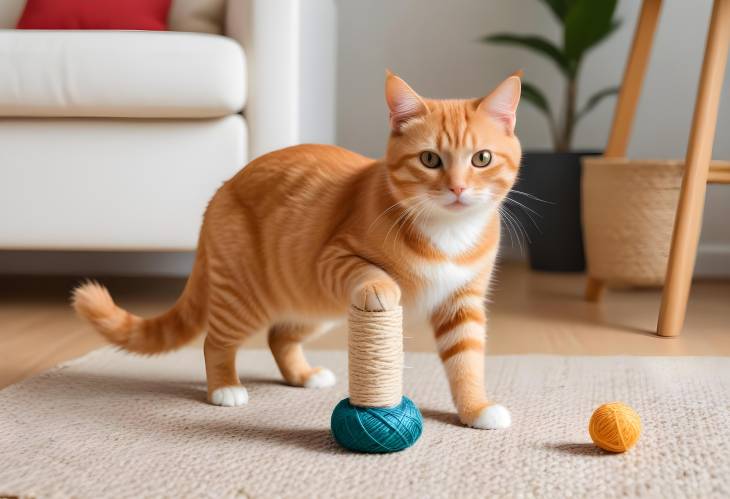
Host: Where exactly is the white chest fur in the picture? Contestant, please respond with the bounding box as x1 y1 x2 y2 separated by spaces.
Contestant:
404 261 482 321
419 211 489 258
403 211 496 324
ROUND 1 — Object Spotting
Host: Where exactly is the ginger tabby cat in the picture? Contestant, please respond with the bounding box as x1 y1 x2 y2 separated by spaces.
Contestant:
73 72 522 429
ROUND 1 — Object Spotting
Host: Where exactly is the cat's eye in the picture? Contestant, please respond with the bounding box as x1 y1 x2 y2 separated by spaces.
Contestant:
472 150 493 168
419 151 442 169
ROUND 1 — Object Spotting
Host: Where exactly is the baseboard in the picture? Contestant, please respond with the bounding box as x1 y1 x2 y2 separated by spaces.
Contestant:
1 244 727 278
0 251 195 277
695 243 730 278
498 242 730 278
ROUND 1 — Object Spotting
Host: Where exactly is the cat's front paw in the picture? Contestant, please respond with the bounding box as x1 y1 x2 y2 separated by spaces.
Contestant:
303 367 337 389
352 280 401 312
208 385 249 407
466 403 511 429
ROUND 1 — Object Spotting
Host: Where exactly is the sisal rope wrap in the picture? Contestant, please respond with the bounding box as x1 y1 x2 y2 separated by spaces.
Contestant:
348 305 403 408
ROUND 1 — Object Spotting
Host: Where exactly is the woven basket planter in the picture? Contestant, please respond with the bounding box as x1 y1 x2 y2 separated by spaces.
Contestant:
581 158 683 287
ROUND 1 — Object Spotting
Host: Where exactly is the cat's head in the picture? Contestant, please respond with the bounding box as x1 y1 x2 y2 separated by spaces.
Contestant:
384 72 522 219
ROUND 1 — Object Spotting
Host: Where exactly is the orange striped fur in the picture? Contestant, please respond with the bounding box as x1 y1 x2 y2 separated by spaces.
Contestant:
72 72 522 427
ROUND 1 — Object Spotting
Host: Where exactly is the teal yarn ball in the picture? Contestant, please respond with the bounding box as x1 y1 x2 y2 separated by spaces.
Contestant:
330 396 423 453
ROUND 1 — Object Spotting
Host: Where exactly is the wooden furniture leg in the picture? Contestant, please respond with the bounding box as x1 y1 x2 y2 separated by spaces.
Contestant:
585 277 606 302
585 0 663 302
657 0 730 337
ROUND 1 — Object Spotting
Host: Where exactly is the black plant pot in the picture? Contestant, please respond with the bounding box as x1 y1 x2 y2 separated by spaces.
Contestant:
507 151 600 272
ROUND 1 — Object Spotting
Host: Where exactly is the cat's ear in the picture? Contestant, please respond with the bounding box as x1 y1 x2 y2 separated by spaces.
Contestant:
385 70 428 132
478 74 521 135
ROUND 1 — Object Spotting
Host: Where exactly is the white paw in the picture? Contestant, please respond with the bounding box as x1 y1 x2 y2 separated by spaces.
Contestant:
469 404 512 429
209 386 249 407
303 368 336 389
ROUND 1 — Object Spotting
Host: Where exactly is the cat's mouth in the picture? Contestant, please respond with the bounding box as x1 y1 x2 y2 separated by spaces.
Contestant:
445 200 469 210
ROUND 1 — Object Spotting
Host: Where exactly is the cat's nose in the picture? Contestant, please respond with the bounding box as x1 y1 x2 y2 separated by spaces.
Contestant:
449 186 466 196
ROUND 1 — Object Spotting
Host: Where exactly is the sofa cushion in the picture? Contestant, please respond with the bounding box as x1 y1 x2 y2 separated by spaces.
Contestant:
1 0 226 32
16 0 172 30
0 30 245 118
0 115 246 249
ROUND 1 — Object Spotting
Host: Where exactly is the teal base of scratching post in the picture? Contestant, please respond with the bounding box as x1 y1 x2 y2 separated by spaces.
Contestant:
330 396 423 453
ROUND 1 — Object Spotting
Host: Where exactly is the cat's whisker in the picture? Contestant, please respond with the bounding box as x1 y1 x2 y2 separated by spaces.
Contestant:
404 202 432 247
503 198 541 233
368 193 429 234
497 206 518 251
503 196 542 218
507 205 532 245
417 203 436 235
497 206 512 242
503 208 528 252
368 201 404 233
408 198 433 238
390 197 430 246
383 200 420 245
500 205 529 255
371 192 426 221
501 205 531 251
401 198 431 240
391 210 413 247
416 203 435 239
509 189 554 204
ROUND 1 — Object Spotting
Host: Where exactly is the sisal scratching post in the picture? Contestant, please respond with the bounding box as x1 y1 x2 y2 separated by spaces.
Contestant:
330 306 423 453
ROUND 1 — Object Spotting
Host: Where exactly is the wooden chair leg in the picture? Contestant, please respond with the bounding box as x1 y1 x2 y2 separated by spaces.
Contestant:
584 0 663 302
604 0 663 158
585 277 605 302
657 0 730 337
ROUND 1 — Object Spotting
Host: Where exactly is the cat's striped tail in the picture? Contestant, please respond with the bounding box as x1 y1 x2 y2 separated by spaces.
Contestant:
71 244 209 355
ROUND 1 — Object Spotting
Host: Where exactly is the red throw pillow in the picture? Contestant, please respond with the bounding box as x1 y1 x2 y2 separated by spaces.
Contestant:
17 0 173 31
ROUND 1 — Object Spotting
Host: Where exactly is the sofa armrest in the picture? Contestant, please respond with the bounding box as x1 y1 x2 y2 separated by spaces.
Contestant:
225 0 336 159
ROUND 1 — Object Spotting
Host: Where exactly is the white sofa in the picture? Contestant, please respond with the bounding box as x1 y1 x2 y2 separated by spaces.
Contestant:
0 0 336 251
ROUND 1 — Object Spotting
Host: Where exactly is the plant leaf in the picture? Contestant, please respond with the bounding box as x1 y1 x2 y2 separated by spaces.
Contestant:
594 19 622 47
563 0 618 62
537 0 574 22
520 81 553 117
482 33 570 76
575 86 619 122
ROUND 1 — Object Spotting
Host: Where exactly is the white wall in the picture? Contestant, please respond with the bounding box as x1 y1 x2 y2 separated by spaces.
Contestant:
3 0 728 277
336 0 730 276
299 0 338 145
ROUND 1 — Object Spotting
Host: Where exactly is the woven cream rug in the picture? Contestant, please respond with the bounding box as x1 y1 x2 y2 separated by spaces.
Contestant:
1 348 729 498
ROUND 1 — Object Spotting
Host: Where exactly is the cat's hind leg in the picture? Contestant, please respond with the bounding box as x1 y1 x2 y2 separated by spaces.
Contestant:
204 296 264 407
268 322 336 388
204 334 249 406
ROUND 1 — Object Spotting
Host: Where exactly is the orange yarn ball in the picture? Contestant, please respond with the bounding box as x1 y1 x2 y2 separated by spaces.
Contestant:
589 402 642 453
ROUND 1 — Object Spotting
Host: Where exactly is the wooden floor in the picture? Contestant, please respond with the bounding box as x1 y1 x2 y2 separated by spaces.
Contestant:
1 262 728 389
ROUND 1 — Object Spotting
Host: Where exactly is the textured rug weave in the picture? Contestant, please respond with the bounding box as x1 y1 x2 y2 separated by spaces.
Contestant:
1 348 729 498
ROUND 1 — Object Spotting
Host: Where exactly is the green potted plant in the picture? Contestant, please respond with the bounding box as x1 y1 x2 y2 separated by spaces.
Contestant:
482 0 620 271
